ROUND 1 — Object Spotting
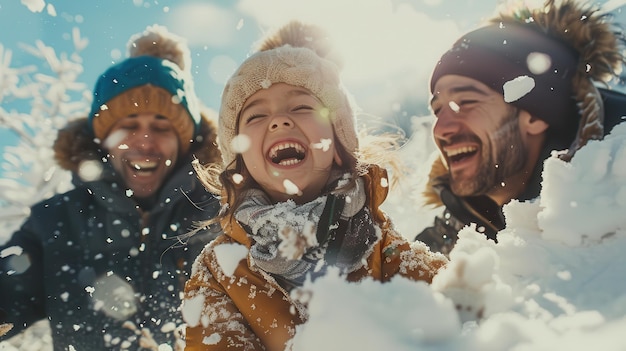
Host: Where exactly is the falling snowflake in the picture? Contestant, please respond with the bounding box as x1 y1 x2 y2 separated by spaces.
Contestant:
231 134 251 154
232 173 244 184
78 160 103 182
260 79 272 89
449 101 460 113
0 245 23 258
214 243 248 277
283 179 301 195
526 52 551 74
503 75 535 103
103 129 127 150
311 138 332 152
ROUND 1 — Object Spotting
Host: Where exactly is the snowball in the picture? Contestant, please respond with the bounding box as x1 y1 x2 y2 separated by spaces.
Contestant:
503 75 535 103
231 134 251 154
214 243 248 277
182 294 205 327
311 138 332 152
283 179 301 195
526 52 551 74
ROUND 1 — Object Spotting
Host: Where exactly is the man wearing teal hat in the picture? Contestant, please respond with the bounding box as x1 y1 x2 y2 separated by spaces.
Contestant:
0 25 221 349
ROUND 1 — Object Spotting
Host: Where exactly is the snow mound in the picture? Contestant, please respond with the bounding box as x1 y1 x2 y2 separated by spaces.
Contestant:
287 122 626 350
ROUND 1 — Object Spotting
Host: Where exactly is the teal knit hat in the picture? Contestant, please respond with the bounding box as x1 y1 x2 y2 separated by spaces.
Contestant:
88 25 201 153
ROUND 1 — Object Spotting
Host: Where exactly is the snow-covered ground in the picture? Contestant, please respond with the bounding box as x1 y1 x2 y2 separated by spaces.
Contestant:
289 121 626 350
175 119 626 351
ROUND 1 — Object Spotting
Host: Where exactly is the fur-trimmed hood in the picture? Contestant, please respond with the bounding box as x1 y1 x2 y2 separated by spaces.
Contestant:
53 108 221 174
422 156 449 208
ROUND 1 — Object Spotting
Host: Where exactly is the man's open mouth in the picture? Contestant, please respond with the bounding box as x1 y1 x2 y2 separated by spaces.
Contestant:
129 160 158 174
268 142 306 166
445 146 478 163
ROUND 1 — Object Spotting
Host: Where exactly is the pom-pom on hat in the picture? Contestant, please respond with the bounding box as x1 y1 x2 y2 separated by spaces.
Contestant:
430 0 626 160
218 21 358 167
88 24 201 154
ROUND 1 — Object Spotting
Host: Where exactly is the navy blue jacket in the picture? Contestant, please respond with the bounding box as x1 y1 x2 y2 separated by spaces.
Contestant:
0 116 221 350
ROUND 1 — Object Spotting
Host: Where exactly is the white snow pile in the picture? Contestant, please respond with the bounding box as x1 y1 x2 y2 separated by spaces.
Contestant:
290 122 626 351
3 123 625 350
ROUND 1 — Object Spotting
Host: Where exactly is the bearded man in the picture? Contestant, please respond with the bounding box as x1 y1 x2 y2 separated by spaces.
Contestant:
416 0 626 255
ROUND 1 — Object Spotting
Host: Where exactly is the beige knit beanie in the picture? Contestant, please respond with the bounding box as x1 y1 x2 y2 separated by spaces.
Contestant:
218 21 358 167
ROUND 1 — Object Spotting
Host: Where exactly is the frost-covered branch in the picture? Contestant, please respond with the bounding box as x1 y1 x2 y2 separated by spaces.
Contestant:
0 28 89 235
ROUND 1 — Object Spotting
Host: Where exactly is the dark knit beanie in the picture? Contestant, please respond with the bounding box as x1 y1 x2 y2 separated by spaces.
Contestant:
431 23 579 138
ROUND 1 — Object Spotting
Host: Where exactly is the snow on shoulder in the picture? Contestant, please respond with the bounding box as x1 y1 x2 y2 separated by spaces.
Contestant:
287 123 626 350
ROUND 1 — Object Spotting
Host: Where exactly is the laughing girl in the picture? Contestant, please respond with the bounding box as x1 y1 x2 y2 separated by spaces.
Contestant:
183 21 447 351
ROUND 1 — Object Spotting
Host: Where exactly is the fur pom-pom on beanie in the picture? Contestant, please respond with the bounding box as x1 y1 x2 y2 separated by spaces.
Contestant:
431 0 626 160
218 21 358 167
88 24 201 154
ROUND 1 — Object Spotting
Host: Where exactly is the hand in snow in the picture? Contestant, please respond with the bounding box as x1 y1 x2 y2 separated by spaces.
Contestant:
431 247 497 323
438 285 485 323
0 323 13 337
0 308 11 337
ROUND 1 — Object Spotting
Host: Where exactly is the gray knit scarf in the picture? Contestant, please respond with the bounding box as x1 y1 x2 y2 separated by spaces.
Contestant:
234 174 380 289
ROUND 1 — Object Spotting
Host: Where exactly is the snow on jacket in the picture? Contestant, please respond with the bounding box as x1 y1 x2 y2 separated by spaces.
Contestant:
0 113 221 350
183 165 448 351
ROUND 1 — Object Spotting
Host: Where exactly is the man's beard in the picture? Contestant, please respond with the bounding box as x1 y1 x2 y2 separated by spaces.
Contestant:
450 107 528 196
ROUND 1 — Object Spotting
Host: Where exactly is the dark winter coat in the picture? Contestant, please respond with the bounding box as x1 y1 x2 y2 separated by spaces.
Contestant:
0 113 221 350
413 157 527 256
415 87 626 256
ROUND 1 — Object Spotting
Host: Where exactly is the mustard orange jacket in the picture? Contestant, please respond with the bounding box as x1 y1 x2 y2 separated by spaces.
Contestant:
183 165 448 351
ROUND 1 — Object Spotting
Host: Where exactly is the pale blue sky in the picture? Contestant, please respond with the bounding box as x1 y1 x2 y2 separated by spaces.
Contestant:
1 0 624 176
0 0 497 112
